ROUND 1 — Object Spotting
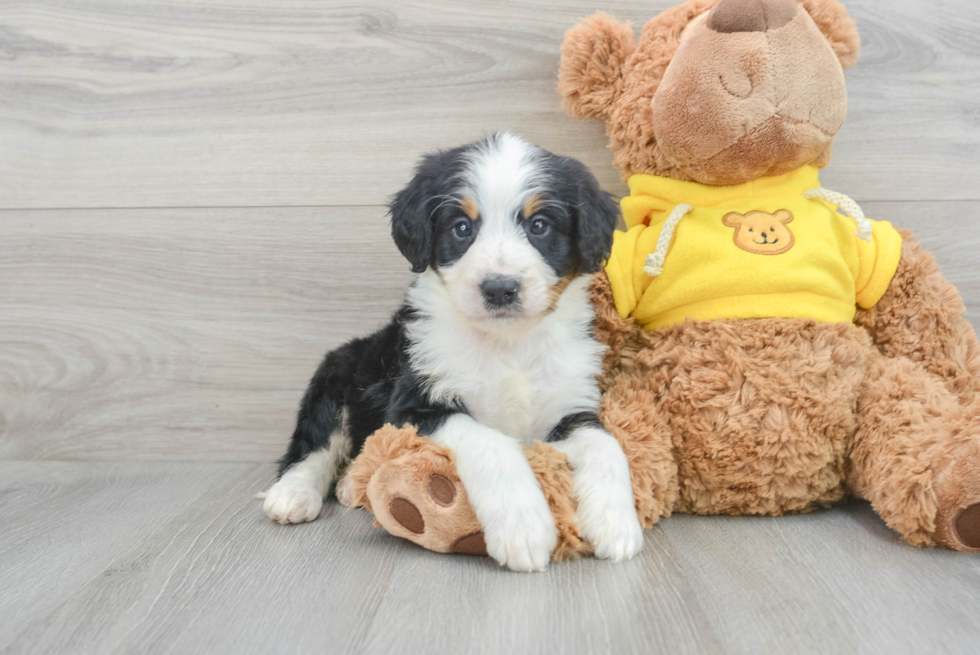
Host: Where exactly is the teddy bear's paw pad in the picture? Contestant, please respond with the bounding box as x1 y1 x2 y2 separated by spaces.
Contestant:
953 503 980 550
389 497 425 534
428 474 456 507
451 532 487 555
366 453 484 554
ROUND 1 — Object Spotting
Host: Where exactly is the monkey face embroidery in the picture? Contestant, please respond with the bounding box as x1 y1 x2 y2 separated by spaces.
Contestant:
722 210 795 255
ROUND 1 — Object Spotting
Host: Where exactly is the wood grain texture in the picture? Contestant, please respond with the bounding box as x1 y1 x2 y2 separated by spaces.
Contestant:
1 462 978 655
0 206 413 461
3 202 979 461
0 461 262 650
2 0 979 209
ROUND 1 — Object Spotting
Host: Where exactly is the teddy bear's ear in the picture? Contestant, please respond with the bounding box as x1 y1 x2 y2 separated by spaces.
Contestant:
798 0 861 69
558 13 636 122
776 209 794 224
722 212 745 227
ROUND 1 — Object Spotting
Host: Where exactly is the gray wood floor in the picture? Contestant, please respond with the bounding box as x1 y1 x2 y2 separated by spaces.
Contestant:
2 1 980 653
2 463 979 655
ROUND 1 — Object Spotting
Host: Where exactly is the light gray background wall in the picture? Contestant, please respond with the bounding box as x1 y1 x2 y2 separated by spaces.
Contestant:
3 0 979 463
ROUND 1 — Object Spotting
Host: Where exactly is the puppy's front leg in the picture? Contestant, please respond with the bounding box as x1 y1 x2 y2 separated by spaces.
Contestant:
551 418 643 561
431 414 557 572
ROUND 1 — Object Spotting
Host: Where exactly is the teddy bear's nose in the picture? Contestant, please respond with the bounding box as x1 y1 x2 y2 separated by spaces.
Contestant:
707 0 798 33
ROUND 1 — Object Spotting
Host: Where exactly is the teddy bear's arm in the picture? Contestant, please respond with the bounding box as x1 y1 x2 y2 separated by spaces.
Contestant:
854 230 980 402
589 271 645 381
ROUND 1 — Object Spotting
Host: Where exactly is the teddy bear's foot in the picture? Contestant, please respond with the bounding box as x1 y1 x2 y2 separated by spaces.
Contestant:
953 504 980 550
365 449 487 555
935 501 980 552
929 439 980 552
342 425 487 554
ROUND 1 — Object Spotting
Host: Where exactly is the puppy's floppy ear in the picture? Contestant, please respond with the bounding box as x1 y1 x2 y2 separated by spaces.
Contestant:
559 13 635 122
560 157 619 274
389 166 436 274
799 0 861 68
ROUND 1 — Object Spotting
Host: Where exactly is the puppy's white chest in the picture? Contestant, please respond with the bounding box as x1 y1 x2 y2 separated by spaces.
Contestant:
447 336 601 443
407 275 604 442
465 360 536 441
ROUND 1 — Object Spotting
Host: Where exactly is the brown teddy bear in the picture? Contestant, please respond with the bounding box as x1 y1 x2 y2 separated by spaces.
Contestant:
342 0 980 559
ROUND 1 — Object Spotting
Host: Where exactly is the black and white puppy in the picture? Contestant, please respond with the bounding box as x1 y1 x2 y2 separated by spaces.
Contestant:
263 133 643 571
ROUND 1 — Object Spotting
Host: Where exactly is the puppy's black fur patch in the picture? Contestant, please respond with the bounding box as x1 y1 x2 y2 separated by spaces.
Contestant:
277 305 463 477
547 412 603 443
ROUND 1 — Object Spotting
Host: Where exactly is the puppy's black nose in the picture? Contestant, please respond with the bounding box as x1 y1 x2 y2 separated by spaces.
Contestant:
481 277 521 307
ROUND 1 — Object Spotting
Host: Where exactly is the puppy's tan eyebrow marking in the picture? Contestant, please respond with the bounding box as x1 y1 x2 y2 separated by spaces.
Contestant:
460 196 479 220
522 194 541 218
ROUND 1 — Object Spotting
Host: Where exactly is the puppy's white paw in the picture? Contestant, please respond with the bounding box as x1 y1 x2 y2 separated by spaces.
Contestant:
483 494 558 573
553 426 644 562
335 473 355 508
263 479 323 524
429 414 557 572
576 491 644 562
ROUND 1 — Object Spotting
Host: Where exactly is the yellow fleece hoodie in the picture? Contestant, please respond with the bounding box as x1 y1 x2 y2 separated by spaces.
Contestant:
605 166 903 331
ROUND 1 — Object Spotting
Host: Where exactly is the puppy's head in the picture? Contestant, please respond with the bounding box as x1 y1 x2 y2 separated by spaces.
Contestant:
390 133 619 329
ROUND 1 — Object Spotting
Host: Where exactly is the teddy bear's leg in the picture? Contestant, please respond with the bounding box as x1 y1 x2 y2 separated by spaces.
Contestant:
589 272 643 378
344 424 594 561
850 355 980 551
855 231 980 403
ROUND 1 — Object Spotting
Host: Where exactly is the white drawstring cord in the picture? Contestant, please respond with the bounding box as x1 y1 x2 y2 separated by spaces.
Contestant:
643 191 870 278
803 188 873 242
644 203 693 277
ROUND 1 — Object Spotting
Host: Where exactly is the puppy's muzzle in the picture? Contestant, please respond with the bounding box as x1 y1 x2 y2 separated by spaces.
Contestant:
480 277 521 308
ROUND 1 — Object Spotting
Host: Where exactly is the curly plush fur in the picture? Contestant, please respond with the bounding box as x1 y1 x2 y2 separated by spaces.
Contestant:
592 253 980 552
347 0 980 557
855 232 980 404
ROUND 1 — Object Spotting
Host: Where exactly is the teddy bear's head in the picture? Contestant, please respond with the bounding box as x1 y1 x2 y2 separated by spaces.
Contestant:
559 0 860 186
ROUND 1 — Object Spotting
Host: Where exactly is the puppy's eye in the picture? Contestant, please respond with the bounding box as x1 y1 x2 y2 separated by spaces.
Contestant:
453 218 473 239
528 216 549 236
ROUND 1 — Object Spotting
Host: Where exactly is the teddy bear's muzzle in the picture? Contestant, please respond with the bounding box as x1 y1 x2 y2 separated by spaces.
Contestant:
707 0 797 34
